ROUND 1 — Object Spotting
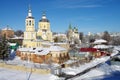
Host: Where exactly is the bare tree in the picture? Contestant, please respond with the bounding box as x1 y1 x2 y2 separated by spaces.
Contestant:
79 32 84 42
102 31 111 43
111 36 120 45
53 37 59 42
94 34 101 39
14 30 23 37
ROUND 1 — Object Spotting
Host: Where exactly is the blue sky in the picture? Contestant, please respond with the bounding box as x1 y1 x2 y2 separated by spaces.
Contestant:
0 0 120 34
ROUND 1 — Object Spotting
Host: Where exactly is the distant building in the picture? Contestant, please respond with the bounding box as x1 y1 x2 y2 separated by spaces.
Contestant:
88 32 93 36
23 6 52 48
1 25 14 39
67 24 79 44
109 32 120 37
53 33 67 42
52 33 69 48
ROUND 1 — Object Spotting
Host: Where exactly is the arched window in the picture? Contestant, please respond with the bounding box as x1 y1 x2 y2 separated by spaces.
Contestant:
32 21 34 26
29 20 31 26
26 21 28 26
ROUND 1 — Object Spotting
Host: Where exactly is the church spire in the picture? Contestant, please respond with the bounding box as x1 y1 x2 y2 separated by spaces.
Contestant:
42 11 46 19
69 23 72 30
28 4 32 17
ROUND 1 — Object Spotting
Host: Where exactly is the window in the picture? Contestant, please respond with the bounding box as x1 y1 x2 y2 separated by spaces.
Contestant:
27 21 28 26
29 20 31 26
32 21 34 26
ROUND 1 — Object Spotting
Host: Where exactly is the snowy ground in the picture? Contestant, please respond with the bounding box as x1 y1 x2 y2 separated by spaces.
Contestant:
0 67 59 80
0 46 120 80
65 46 120 80
73 64 120 80
0 51 60 80
62 48 119 75
0 63 120 80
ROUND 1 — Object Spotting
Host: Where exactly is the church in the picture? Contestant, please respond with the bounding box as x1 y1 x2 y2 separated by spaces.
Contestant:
23 6 53 48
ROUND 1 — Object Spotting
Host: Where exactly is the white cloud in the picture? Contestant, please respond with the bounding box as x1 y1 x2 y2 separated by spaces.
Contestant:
53 0 113 9
63 5 102 9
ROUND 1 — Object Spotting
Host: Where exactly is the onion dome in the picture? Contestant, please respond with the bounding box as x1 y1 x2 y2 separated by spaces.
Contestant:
2 25 13 31
26 5 34 19
39 12 49 22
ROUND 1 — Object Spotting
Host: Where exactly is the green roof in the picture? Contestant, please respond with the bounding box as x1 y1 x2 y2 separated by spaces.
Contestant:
69 24 72 30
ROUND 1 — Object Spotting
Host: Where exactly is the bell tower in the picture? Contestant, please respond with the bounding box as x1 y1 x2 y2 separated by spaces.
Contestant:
25 5 35 32
23 5 37 47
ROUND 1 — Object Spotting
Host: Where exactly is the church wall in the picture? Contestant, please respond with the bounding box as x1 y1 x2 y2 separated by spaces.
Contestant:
23 40 42 48
17 48 69 64
38 22 50 30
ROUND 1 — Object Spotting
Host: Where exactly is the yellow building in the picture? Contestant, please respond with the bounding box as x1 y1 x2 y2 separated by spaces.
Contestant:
37 13 52 41
16 46 69 64
67 24 79 43
23 6 52 48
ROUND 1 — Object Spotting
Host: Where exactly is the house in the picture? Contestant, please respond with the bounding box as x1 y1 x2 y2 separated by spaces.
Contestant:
48 45 69 63
80 48 101 58
93 39 113 56
16 45 69 64
1 26 14 39
93 39 107 45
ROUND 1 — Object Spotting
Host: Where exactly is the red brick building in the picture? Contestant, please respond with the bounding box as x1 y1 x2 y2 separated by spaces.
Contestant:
1 26 14 39
16 46 69 64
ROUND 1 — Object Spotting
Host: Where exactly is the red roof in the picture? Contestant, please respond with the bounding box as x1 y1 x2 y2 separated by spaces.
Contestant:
80 48 98 52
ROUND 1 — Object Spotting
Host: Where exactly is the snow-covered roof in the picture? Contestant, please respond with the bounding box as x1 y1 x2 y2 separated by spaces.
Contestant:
2 26 13 31
8 43 17 46
94 39 107 44
54 42 68 44
10 36 23 39
49 45 66 51
64 60 77 64
41 42 53 46
79 52 90 55
35 48 49 55
18 48 30 52
18 45 67 55
29 48 37 52
93 45 109 49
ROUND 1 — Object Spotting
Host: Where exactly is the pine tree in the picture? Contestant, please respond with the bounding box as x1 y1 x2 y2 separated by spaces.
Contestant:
0 34 9 60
